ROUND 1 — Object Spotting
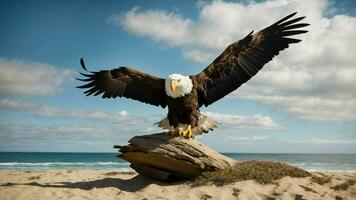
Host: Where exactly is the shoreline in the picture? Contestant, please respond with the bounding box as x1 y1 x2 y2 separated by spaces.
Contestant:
2 169 356 173
1 170 355 200
2 152 355 173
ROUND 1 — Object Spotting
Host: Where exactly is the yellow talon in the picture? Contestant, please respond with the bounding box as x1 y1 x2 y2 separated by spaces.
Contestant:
188 128 193 139
187 125 192 138
174 125 194 139
178 129 185 136
183 125 193 139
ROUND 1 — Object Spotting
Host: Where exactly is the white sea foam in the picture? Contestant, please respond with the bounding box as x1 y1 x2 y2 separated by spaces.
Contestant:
0 162 129 166
306 169 356 173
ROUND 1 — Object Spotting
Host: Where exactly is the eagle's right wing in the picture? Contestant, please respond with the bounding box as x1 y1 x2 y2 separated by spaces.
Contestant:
77 58 167 108
193 12 309 107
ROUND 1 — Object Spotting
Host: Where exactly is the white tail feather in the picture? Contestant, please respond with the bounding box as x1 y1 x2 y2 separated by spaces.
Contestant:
155 113 218 136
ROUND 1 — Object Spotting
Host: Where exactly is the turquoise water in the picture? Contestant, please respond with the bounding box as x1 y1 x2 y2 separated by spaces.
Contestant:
1 152 356 172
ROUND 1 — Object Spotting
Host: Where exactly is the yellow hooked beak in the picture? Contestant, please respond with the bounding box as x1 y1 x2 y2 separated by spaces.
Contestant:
170 80 177 92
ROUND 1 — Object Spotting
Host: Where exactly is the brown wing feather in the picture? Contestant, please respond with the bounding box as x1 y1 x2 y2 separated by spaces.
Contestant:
194 12 309 107
77 58 166 108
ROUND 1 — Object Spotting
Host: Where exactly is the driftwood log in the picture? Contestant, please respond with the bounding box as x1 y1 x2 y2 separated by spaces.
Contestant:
114 132 236 181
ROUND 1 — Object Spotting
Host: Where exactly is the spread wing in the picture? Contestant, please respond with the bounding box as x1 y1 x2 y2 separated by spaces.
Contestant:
76 58 167 108
193 12 309 107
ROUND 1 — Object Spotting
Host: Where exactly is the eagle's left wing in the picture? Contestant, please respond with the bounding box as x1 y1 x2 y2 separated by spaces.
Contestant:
76 58 167 108
193 12 309 107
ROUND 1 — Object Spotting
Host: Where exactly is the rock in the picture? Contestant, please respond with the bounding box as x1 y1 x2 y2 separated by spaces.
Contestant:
114 132 237 181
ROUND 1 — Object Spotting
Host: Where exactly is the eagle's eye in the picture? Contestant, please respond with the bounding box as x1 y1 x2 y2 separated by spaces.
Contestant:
177 79 181 82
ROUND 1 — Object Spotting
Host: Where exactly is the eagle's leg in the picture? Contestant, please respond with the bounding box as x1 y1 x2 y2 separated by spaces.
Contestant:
180 125 193 139
178 128 185 137
186 125 193 139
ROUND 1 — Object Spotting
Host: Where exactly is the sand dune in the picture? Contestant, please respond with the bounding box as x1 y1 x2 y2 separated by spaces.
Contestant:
0 170 355 200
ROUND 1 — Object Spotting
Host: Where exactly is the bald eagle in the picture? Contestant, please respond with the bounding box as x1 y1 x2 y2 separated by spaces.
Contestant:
77 12 309 138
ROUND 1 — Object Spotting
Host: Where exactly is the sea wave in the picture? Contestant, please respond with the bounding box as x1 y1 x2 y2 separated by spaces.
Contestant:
290 162 306 166
306 169 356 173
0 162 129 166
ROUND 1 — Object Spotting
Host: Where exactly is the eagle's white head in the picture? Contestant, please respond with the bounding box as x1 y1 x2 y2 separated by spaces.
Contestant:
165 74 193 98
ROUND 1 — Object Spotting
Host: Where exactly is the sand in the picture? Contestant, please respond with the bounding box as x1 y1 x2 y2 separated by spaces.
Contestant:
0 170 355 200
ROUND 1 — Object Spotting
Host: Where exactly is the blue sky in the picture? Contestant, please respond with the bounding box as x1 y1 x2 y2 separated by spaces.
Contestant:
0 0 355 153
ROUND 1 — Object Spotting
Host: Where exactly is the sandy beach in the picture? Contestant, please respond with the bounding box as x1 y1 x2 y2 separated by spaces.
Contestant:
0 170 355 200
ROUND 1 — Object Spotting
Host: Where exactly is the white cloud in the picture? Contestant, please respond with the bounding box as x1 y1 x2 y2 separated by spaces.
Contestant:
0 98 39 111
0 124 111 142
37 106 148 125
236 93 356 122
288 138 356 145
0 98 148 125
182 50 213 64
204 112 283 131
0 99 161 146
114 0 316 61
0 99 158 145
222 136 270 142
109 7 192 47
114 0 356 122
1 98 283 136
0 58 72 96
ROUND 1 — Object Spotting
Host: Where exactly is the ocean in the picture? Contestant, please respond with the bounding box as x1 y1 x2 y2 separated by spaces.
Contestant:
0 152 355 172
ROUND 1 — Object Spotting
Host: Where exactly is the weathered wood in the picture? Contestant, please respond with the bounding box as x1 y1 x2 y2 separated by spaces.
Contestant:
114 132 236 181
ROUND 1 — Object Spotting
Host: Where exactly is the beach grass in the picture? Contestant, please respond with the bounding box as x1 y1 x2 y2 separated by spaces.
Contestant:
192 160 310 186
103 171 136 176
331 179 356 191
310 174 331 185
